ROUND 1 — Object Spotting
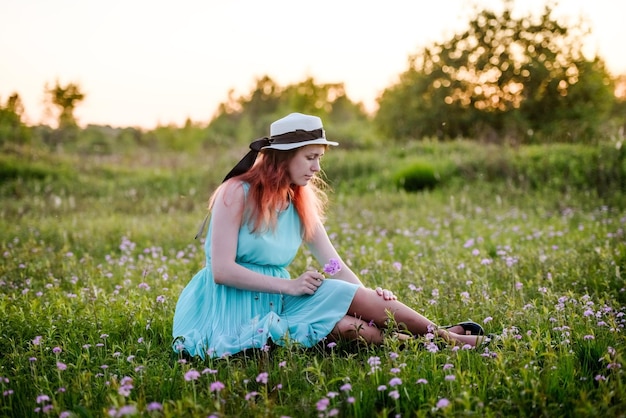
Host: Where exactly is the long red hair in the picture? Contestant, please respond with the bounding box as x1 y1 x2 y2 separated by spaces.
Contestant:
209 146 328 242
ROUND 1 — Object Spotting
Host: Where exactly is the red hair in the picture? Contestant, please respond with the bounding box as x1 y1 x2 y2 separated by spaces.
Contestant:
210 146 328 242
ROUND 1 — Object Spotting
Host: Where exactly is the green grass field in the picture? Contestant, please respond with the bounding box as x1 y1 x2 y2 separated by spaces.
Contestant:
1 143 625 417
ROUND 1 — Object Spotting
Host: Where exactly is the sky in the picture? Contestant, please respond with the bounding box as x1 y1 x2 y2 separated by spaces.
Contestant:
1 0 625 129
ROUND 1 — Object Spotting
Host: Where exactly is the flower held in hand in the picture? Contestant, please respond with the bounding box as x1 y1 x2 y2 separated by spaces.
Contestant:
323 258 341 276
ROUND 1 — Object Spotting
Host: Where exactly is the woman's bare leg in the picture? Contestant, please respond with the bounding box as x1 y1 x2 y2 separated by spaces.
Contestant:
347 287 484 347
329 316 384 344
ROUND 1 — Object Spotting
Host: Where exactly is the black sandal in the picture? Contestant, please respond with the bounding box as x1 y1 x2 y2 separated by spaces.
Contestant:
441 321 485 336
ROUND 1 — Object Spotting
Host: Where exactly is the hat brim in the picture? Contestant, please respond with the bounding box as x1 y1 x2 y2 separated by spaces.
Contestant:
262 138 339 151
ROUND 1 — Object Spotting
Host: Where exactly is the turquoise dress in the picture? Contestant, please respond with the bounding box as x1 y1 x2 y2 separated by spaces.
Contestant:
172 183 360 359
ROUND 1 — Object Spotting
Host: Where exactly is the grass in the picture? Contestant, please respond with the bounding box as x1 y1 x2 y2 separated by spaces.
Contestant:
0 143 625 417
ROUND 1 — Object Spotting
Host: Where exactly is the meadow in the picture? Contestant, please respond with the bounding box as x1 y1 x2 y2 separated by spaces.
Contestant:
1 141 625 417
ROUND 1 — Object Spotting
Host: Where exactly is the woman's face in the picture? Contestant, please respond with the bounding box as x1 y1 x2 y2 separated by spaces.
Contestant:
287 145 325 186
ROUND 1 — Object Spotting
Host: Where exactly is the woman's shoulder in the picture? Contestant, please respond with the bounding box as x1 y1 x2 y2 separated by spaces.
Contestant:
214 179 248 206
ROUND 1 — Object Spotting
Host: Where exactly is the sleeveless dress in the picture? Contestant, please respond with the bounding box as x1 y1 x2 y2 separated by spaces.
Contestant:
172 183 360 359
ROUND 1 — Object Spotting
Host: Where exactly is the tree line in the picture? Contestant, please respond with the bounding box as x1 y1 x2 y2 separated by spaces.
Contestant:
1 1 625 150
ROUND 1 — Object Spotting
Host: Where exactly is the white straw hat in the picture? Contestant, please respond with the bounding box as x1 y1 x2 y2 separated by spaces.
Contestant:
262 112 339 150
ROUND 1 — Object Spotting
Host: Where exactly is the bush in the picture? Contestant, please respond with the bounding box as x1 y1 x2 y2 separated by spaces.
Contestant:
393 161 439 192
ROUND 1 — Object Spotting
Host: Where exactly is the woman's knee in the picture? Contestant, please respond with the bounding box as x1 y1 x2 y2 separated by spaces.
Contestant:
332 315 382 343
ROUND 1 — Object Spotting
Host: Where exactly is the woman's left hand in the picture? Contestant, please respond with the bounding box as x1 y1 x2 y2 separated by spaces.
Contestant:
375 287 397 301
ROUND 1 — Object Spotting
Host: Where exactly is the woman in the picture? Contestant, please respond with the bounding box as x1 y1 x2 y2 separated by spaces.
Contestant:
172 113 486 359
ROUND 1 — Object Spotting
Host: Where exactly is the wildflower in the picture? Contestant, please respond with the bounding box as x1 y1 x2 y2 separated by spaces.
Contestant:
377 385 387 391
340 383 352 391
100 334 109 339
60 412 71 418
57 362 67 371
389 377 402 387
328 409 339 417
138 282 150 290
416 378 428 384
184 369 201 381
256 372 269 384
53 347 62 354
389 390 400 400
327 391 338 398
210 381 225 392
445 375 456 381
595 375 607 381
245 391 258 400
32 336 42 346
389 351 399 360
117 405 137 416
515 282 523 290
583 335 595 340
316 397 330 411
483 316 493 324
279 361 287 368
436 398 450 409
323 258 341 276
36 394 50 404
202 368 218 375
156 295 166 303
327 342 337 349
392 262 402 271
29 357 37 362
443 363 454 370
146 402 163 412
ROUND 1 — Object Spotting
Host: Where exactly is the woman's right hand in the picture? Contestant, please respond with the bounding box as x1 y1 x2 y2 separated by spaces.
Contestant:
289 270 325 296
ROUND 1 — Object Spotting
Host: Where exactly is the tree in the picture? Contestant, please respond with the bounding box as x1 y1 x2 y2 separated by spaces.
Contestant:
375 0 615 143
45 80 85 129
206 75 369 147
0 93 31 145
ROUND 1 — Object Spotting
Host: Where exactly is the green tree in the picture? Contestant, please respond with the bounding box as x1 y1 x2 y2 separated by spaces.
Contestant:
375 0 615 143
0 93 31 145
45 80 85 129
206 75 370 147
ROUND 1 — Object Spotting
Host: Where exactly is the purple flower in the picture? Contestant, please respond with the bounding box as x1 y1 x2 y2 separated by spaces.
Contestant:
416 378 428 384
377 385 387 391
184 369 201 381
323 258 341 276
445 375 456 381
389 390 400 400
389 377 402 387
316 397 330 411
146 402 163 412
52 346 62 354
436 398 450 409
340 383 352 391
36 394 50 404
32 336 42 346
57 362 67 371
256 372 268 384
210 381 225 392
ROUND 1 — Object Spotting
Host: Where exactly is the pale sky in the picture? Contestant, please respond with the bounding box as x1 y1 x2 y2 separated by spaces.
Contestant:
1 0 625 129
